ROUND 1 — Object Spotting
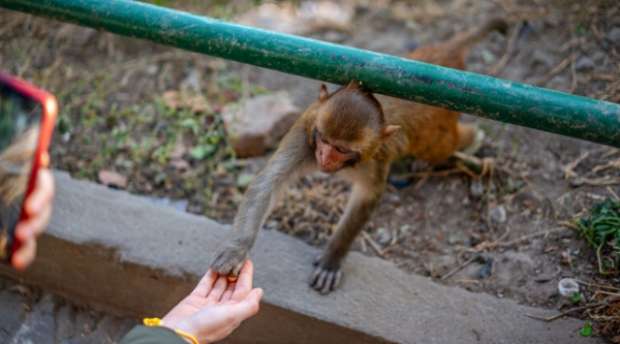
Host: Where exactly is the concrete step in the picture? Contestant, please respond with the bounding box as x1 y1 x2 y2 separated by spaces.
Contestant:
0 172 601 344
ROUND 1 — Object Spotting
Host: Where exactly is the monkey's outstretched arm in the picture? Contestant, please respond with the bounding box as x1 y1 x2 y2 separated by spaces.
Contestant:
310 162 389 293
211 123 314 276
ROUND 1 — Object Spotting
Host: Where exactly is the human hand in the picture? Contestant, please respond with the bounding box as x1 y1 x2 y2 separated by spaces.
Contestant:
12 169 54 270
162 260 263 343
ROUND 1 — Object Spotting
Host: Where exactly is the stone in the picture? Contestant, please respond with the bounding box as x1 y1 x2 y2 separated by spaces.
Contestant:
9 294 55 344
75 316 136 343
0 289 26 340
469 179 485 198
489 205 507 224
222 92 300 158
54 304 77 341
575 56 595 71
97 170 128 189
607 27 620 46
375 227 392 245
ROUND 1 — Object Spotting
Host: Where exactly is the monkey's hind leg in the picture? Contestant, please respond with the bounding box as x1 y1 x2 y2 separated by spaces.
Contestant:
310 181 384 294
456 122 485 155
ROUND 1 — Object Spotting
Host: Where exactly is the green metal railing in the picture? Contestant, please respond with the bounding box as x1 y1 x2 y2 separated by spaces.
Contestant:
2 0 620 147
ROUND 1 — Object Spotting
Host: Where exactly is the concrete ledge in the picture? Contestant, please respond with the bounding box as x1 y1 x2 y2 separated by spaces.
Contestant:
0 172 601 343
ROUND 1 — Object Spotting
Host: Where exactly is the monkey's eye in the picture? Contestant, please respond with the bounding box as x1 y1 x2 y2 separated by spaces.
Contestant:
334 145 351 154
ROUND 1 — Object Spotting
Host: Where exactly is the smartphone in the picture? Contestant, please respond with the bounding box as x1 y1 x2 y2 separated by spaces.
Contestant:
0 72 57 265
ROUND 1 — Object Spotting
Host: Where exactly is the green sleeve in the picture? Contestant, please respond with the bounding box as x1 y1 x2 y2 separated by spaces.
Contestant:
120 325 188 344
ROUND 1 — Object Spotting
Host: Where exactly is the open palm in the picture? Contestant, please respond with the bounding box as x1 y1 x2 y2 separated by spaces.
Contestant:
162 260 263 343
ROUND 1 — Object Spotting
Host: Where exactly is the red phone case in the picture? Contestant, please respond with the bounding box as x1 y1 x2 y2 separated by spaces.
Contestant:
0 72 57 261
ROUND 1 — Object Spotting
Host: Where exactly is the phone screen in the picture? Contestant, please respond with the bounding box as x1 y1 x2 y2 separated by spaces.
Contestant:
0 82 42 261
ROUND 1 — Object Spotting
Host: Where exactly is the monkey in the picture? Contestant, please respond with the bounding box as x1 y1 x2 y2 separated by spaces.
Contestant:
210 18 508 294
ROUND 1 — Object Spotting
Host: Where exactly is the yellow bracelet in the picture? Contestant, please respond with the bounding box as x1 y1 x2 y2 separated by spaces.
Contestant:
143 317 199 344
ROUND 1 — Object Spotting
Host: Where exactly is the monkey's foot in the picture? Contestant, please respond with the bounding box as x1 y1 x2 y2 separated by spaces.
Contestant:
310 257 343 294
210 244 247 277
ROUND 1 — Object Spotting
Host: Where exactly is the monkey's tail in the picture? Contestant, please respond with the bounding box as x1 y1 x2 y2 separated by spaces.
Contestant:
451 17 509 51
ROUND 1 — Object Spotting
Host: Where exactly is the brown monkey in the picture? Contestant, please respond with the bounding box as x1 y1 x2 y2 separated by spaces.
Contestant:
211 18 508 293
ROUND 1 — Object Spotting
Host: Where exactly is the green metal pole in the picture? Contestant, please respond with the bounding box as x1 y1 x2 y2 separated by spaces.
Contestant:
2 0 620 147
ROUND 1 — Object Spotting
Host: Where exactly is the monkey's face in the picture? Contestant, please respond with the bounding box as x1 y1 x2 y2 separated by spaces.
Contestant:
312 82 388 173
313 128 361 173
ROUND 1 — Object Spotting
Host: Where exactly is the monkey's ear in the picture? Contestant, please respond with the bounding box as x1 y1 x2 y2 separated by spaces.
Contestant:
346 80 362 90
319 84 329 101
381 125 401 139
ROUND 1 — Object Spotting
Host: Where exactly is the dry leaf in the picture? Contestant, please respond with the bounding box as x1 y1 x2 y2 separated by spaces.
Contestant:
162 90 211 113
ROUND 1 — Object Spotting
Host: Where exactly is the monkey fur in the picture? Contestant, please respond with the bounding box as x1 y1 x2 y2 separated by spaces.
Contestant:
211 18 508 294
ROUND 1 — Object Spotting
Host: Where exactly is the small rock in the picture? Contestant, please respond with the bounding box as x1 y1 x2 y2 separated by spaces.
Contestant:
531 50 554 68
222 92 300 158
10 295 56 344
385 193 401 204
0 289 26 339
575 56 595 71
477 256 494 279
591 50 607 64
375 227 392 246
430 254 457 275
607 27 620 46
481 49 496 64
181 68 202 93
488 205 507 224
98 170 127 189
236 173 255 189
558 278 579 297
469 180 484 198
145 64 158 75
399 224 412 237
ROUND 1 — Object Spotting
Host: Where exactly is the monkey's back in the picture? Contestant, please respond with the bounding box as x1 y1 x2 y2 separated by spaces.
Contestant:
375 23 500 164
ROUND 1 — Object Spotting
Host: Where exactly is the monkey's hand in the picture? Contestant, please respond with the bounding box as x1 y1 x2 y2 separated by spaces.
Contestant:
210 243 248 277
310 255 343 295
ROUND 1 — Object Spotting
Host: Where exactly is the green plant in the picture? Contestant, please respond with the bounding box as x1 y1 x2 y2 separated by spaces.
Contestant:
575 199 620 275
580 321 593 337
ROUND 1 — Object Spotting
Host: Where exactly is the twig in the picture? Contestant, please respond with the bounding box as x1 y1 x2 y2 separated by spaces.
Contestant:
569 49 578 93
361 231 385 258
573 177 620 187
576 280 620 292
488 21 521 76
413 174 429 191
471 227 569 251
593 290 620 299
440 254 479 281
538 54 576 87
525 301 609 322
607 187 620 202
563 151 590 179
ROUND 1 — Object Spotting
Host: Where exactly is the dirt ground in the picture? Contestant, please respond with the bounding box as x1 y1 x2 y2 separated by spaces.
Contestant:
1 0 620 340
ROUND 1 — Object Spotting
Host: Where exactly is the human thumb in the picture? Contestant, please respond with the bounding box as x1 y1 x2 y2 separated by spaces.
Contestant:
230 288 263 320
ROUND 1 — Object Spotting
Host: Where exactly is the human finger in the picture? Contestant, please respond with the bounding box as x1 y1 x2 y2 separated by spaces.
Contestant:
26 170 54 216
191 269 218 297
206 275 228 305
11 238 36 270
220 283 235 302
17 204 51 241
231 260 253 301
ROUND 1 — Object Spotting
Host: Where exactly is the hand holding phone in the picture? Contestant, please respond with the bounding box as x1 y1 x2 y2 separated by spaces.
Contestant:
0 72 57 269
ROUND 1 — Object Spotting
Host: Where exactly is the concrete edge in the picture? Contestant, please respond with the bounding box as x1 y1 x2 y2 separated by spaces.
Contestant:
0 172 601 343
